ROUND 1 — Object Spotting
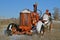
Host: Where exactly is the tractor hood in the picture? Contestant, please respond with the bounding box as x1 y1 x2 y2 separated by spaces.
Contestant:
21 9 31 13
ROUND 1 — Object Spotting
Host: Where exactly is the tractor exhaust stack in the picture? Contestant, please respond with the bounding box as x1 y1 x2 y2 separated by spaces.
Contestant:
33 3 37 12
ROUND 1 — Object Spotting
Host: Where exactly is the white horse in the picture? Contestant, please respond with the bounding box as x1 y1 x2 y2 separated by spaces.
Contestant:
36 13 51 34
36 20 44 35
42 13 51 30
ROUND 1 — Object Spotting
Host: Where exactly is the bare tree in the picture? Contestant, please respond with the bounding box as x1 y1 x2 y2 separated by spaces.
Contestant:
53 7 60 20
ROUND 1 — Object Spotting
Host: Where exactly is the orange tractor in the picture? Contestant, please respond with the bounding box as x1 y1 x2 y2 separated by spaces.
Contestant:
6 3 41 35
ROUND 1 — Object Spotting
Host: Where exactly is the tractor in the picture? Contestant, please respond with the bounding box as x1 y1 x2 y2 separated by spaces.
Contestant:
6 3 44 36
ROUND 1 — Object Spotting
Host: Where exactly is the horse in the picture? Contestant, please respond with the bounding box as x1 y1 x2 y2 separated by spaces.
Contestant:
42 12 52 31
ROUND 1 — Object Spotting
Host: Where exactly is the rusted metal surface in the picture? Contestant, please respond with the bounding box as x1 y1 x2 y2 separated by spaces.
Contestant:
19 9 32 34
8 3 40 35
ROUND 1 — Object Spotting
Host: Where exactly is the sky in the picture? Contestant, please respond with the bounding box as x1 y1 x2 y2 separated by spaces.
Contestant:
0 0 60 18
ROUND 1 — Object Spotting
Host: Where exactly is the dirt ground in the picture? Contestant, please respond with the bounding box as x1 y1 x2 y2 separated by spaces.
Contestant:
0 21 60 40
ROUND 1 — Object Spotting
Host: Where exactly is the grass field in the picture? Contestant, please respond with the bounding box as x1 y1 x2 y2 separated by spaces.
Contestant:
0 21 60 40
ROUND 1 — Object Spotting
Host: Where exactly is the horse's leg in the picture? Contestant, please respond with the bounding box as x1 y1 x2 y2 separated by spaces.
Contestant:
49 22 53 31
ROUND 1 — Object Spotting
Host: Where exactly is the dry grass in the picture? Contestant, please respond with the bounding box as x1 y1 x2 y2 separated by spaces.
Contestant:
0 20 60 40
